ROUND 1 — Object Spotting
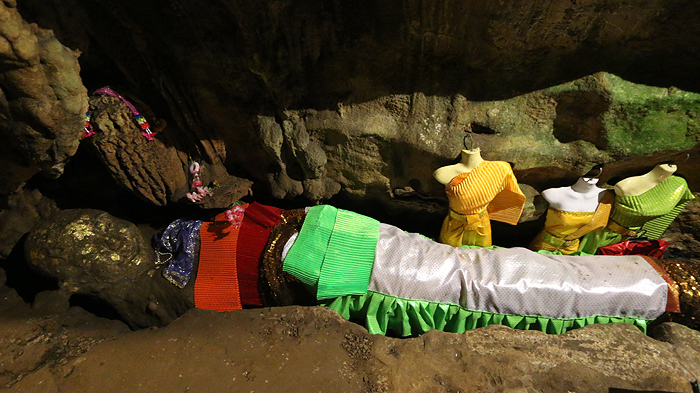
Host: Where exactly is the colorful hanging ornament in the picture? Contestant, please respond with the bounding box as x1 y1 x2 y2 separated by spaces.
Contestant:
186 161 214 202
82 110 95 138
82 86 158 141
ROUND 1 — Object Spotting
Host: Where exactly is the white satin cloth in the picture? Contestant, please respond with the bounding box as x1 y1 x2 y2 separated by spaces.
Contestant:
368 224 668 320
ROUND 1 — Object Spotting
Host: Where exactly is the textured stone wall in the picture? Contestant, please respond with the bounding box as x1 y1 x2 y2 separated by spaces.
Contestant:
254 73 700 205
0 1 86 193
14 0 700 204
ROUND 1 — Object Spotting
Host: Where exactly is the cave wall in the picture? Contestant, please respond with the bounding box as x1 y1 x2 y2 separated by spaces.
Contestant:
0 0 695 238
13 0 700 201
0 0 86 193
19 0 700 105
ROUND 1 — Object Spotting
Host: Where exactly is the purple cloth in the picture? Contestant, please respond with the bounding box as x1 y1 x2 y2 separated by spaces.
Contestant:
154 219 203 288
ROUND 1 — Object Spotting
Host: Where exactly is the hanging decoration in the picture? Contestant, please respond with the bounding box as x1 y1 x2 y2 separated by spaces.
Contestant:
81 86 157 141
82 110 95 138
185 161 214 202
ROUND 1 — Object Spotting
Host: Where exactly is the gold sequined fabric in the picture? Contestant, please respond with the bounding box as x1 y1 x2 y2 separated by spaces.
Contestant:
655 258 700 330
259 209 316 307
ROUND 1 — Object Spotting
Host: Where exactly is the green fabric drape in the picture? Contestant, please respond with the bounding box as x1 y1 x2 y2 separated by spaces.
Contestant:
283 205 379 300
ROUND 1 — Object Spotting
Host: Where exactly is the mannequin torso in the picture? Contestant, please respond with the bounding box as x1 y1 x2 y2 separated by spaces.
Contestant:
542 177 607 213
614 164 677 197
433 148 484 185
529 177 613 254
434 149 525 247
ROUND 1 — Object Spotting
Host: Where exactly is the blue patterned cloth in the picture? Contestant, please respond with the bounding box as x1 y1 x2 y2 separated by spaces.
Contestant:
154 219 203 288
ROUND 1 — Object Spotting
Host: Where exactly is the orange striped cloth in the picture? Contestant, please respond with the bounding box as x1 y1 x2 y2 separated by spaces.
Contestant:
195 216 242 311
440 161 525 247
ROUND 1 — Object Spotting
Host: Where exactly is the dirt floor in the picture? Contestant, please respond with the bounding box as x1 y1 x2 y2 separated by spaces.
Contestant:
3 272 700 393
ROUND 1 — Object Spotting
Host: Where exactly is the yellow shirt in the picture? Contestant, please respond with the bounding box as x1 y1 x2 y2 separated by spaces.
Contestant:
439 161 525 247
529 191 614 254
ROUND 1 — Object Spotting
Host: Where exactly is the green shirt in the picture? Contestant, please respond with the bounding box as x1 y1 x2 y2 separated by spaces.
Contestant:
611 175 694 238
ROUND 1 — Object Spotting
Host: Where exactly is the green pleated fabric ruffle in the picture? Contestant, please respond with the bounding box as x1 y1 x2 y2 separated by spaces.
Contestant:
283 205 380 300
323 290 649 337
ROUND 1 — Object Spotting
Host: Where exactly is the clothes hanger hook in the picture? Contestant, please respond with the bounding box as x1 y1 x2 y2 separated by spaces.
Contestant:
680 153 690 163
463 131 474 151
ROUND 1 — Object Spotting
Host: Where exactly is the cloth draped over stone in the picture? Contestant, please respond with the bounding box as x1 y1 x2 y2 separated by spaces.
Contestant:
283 205 678 336
194 202 283 311
154 203 283 308
154 219 204 288
156 203 679 337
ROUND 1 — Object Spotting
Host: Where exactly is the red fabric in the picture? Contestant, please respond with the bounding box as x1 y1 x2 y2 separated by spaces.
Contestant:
195 222 241 311
597 239 669 259
236 202 283 306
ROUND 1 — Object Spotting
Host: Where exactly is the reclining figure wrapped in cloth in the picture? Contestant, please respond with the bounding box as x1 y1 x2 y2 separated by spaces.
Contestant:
156 202 694 337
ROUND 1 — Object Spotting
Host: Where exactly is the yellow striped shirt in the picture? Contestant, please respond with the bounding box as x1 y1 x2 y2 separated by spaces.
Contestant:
445 160 525 225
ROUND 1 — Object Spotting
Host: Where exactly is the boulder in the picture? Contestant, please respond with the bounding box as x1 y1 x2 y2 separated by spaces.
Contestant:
0 1 86 193
85 94 253 207
0 185 57 258
653 322 700 380
24 209 193 328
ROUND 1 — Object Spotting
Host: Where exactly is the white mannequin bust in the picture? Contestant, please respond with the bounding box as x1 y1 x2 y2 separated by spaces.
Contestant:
433 148 485 185
614 164 677 197
541 177 607 213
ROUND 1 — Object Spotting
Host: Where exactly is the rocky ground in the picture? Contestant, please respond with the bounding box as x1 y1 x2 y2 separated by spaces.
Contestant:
2 267 700 393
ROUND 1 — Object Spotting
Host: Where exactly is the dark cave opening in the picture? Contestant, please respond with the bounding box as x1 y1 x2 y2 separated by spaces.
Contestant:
552 91 611 150
470 123 497 134
68 293 124 323
0 235 59 303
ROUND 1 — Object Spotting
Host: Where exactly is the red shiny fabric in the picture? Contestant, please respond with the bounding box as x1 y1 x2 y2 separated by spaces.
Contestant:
597 239 669 258
236 202 283 306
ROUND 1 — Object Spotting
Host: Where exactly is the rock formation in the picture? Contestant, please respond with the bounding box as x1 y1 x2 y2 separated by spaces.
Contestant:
0 1 86 193
84 94 253 207
4 306 700 393
12 0 700 204
253 73 700 202
0 186 57 258
24 209 192 328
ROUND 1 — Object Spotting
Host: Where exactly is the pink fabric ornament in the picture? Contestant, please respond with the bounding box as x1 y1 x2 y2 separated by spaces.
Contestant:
224 205 247 229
